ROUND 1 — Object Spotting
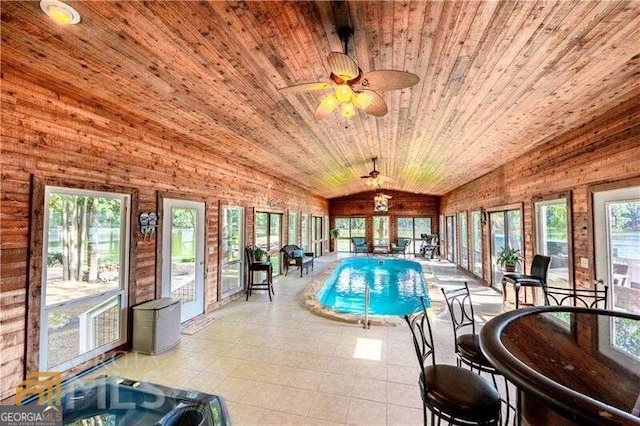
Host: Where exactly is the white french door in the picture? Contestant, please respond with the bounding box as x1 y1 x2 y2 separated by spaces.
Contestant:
593 186 640 313
162 199 205 323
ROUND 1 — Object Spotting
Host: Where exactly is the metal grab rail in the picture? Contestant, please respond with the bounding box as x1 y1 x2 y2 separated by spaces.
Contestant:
362 285 371 329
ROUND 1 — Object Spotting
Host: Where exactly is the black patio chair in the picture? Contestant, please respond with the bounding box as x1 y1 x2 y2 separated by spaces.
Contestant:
280 244 314 277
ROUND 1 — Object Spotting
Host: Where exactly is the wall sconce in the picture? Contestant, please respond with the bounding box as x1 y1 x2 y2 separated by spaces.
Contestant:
139 212 158 239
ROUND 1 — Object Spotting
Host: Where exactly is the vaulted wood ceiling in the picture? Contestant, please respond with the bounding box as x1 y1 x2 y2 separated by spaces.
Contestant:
2 1 639 198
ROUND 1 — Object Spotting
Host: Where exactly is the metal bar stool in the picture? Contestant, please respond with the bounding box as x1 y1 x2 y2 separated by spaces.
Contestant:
405 297 501 426
441 282 517 424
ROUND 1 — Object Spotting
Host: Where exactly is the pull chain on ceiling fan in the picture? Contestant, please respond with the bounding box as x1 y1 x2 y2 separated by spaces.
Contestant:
278 26 419 120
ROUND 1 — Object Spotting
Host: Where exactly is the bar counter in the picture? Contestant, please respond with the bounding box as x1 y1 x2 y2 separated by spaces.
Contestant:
480 306 640 425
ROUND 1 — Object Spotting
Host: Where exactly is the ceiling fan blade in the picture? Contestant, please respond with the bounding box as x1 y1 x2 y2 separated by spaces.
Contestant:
278 82 331 94
360 175 371 179
327 52 359 82
314 101 336 121
360 70 419 91
354 90 388 117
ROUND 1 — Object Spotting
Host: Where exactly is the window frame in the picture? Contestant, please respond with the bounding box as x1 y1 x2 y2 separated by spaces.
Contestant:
219 204 246 299
255 211 283 275
470 210 484 278
334 217 366 252
397 217 432 254
39 185 131 371
459 211 469 270
532 192 573 290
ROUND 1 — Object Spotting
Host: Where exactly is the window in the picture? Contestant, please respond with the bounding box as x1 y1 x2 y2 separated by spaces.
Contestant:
397 217 432 254
446 215 457 263
373 216 390 252
312 215 323 257
439 214 445 256
490 207 523 287
41 187 130 371
255 212 282 275
334 217 365 252
471 210 483 277
535 198 570 289
220 205 244 297
301 214 310 251
459 212 468 269
288 211 298 245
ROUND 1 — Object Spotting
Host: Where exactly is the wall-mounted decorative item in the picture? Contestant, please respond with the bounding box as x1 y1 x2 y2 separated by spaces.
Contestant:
139 212 158 239
374 193 391 212
480 208 487 225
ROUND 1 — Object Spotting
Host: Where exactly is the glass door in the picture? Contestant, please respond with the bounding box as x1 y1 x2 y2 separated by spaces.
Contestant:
490 208 523 288
397 217 432 255
301 214 310 251
471 210 483 278
373 216 390 253
535 198 571 289
312 215 323 257
446 215 456 263
255 211 282 276
335 217 365 252
162 199 205 323
459 212 468 270
594 186 640 313
220 205 244 298
288 211 298 246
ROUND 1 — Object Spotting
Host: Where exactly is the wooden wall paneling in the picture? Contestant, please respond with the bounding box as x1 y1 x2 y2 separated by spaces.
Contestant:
329 190 440 252
0 77 328 402
441 96 640 290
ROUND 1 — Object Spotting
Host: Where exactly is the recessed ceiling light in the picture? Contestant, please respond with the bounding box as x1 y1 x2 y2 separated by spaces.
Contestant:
40 0 81 25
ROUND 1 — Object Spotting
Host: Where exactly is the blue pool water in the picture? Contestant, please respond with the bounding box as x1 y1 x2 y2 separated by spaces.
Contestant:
318 258 429 316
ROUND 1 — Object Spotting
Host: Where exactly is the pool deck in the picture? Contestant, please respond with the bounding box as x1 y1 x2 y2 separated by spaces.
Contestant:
94 253 509 425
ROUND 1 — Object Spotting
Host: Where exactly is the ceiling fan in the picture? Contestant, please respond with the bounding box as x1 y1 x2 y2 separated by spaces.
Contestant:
278 26 419 120
361 157 392 186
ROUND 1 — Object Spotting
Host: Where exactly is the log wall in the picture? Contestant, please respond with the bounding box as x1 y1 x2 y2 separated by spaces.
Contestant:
440 95 640 290
0 74 328 402
329 190 440 252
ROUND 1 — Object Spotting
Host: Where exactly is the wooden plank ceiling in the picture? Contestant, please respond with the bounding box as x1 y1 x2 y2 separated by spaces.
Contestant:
2 1 639 198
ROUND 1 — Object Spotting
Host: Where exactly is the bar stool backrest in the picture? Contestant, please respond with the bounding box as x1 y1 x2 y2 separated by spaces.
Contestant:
441 282 476 344
404 297 436 370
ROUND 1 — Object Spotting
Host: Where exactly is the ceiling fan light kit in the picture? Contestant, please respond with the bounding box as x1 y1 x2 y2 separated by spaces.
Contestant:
341 102 356 119
278 26 418 121
334 84 353 103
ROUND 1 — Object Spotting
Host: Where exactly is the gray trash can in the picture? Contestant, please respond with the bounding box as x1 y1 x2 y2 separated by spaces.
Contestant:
132 298 181 355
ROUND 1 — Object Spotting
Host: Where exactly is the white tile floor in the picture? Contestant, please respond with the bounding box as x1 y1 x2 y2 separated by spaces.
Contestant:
99 255 509 425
